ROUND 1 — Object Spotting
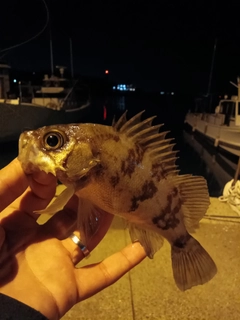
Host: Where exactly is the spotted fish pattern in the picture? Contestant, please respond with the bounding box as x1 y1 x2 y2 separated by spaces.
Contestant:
18 110 217 291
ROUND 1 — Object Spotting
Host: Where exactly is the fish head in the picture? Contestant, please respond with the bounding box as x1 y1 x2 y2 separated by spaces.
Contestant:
18 124 99 185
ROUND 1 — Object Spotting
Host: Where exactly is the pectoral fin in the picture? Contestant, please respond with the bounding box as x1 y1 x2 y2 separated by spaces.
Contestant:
34 185 75 215
129 223 164 258
77 198 103 245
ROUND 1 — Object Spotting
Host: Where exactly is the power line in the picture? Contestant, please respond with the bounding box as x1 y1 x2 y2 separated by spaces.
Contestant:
0 0 49 55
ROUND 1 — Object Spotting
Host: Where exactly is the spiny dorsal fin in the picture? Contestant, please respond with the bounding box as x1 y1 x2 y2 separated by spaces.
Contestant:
119 110 146 133
113 110 179 176
122 115 157 135
112 110 128 130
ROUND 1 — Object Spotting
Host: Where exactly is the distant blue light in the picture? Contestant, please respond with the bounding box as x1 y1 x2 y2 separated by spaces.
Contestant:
116 83 135 92
160 91 165 95
13 79 17 83
113 86 116 90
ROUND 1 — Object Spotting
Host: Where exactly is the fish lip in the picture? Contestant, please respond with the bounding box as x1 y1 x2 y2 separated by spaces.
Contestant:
18 158 52 176
25 166 56 177
20 161 39 175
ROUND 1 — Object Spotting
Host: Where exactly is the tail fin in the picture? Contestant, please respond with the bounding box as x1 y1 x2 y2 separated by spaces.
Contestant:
171 235 217 291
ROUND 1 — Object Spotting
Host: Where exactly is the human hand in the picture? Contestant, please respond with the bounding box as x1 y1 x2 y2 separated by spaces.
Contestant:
0 159 146 320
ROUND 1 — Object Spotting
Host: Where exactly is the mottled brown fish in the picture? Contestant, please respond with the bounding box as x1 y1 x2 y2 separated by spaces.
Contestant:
18 111 217 291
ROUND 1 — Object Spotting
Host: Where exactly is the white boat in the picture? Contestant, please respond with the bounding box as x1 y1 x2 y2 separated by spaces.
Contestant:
183 130 240 216
183 131 237 189
184 77 240 215
0 64 90 142
184 78 240 157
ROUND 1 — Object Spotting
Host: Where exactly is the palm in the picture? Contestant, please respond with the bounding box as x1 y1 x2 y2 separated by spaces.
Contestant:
14 235 79 318
0 198 113 319
0 159 146 320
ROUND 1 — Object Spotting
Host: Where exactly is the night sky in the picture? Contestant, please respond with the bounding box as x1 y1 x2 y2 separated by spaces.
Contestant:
1 0 240 93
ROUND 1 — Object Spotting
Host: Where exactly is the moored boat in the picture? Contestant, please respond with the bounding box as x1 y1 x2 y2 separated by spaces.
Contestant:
184 78 240 157
0 64 90 142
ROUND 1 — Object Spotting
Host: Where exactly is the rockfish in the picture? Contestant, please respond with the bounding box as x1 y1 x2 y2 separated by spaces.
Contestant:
18 111 217 291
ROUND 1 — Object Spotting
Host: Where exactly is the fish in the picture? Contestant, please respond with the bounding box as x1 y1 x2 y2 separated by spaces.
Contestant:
18 110 217 291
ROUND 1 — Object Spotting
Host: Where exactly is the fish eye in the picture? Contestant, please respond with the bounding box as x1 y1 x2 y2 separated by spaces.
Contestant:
43 130 66 150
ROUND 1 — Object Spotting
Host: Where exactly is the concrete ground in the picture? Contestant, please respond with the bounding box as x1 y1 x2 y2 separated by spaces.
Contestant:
56 196 240 320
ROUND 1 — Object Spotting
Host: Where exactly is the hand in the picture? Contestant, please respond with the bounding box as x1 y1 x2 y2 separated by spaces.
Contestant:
0 159 146 320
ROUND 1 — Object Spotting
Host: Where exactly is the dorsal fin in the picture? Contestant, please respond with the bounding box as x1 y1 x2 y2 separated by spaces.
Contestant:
169 175 210 232
113 110 179 176
119 110 146 133
112 110 128 130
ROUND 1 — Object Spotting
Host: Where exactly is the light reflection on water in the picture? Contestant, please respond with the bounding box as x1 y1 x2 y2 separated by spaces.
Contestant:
114 95 126 111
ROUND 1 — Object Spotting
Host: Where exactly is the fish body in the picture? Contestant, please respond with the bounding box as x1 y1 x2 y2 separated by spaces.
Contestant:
18 111 217 291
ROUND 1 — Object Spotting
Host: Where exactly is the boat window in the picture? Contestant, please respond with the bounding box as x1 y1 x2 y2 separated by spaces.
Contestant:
238 102 240 115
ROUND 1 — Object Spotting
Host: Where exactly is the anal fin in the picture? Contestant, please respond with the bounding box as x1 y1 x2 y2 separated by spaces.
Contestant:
129 223 164 258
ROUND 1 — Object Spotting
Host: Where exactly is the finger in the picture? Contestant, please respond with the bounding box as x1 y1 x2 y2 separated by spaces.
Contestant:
1 182 57 222
62 210 114 264
0 226 5 249
20 170 57 216
0 210 37 254
0 158 28 212
19 176 57 218
76 242 146 300
28 170 57 197
41 194 79 238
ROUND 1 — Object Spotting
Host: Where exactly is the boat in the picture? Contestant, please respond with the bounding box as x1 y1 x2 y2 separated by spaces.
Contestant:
183 130 240 216
184 77 240 157
0 63 90 142
183 130 237 191
184 75 240 215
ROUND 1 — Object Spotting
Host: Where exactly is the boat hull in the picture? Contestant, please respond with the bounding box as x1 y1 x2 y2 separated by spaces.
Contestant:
185 112 240 157
183 130 237 188
0 102 90 142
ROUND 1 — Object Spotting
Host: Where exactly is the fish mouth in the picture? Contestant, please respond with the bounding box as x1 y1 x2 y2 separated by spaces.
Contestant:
20 161 39 175
18 145 57 176
19 132 59 176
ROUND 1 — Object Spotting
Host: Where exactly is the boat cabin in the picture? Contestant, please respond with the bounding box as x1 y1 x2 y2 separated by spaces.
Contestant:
215 95 240 127
32 67 74 110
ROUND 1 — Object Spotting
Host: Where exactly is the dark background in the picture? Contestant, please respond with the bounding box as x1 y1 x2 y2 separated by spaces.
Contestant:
1 0 240 196
1 0 240 94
